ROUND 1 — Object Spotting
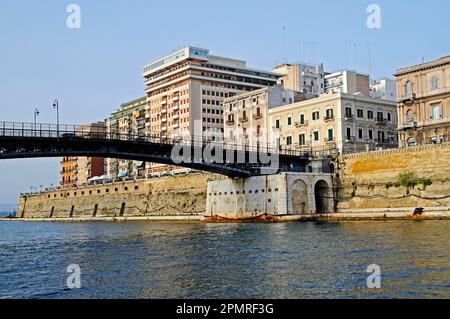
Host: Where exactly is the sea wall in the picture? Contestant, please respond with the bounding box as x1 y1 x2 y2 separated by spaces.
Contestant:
336 143 450 213
17 173 214 218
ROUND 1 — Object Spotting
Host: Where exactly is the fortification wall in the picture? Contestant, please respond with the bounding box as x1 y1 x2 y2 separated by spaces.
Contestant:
337 143 450 213
17 173 214 218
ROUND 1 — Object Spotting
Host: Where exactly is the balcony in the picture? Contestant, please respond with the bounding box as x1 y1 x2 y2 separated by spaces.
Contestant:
399 93 416 104
375 118 388 125
324 138 335 144
173 114 180 120
253 113 263 120
161 118 167 123
160 109 167 115
324 115 334 122
161 126 167 132
295 121 308 128
172 105 180 111
344 114 354 121
172 124 179 129
401 121 417 130
226 118 235 125
161 100 167 106
272 125 282 132
239 117 249 123
172 96 180 102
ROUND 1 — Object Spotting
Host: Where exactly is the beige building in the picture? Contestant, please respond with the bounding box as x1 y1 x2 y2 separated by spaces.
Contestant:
106 97 147 179
223 85 308 150
142 46 282 175
325 70 370 96
395 55 450 147
267 92 398 154
273 63 325 95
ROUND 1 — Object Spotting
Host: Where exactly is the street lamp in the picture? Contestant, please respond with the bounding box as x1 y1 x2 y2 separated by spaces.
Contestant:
52 99 59 137
34 108 40 136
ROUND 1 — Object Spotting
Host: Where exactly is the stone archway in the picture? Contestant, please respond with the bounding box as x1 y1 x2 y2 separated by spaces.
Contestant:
314 180 331 214
291 179 308 215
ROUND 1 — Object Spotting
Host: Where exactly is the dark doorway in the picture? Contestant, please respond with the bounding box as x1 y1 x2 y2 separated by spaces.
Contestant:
120 203 126 217
314 180 330 214
93 204 98 217
50 206 54 218
70 205 75 218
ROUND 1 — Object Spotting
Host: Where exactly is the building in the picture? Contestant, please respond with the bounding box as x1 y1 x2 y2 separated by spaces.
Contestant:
325 70 370 96
75 122 106 185
106 97 147 179
267 92 398 154
60 157 78 189
223 85 309 150
395 55 450 147
273 63 325 95
370 78 396 102
142 46 283 175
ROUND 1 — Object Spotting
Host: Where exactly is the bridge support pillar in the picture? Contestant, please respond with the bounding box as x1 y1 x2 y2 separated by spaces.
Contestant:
205 172 334 220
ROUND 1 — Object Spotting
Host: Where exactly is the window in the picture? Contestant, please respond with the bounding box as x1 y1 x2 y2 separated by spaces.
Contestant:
287 116 292 126
377 112 384 121
286 136 293 145
314 131 319 142
357 109 364 118
346 127 352 140
367 110 374 119
387 113 392 122
300 114 305 124
431 104 442 120
431 75 439 91
345 107 352 117
378 131 385 142
327 129 333 141
275 119 280 129
312 111 320 121
326 109 333 119
405 81 412 96
358 128 363 139
368 129 373 140
299 133 306 146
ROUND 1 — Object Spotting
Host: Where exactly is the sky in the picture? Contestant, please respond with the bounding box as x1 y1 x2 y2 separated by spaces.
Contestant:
0 0 449 204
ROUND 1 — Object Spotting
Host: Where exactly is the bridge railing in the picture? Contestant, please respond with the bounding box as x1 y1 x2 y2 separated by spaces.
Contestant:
0 121 337 158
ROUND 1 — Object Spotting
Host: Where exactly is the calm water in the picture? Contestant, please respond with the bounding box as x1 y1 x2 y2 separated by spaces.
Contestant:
0 220 449 299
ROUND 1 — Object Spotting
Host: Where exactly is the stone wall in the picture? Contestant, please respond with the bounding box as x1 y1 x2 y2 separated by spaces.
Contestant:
336 143 450 213
17 173 214 218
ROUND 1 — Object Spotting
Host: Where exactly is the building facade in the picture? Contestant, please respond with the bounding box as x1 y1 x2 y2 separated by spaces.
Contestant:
267 92 398 154
273 63 325 95
61 157 78 189
325 70 370 96
395 55 450 147
142 46 282 175
370 78 396 102
106 97 147 179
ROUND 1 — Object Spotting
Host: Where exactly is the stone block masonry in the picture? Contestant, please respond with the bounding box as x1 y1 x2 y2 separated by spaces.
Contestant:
336 143 450 214
18 173 214 218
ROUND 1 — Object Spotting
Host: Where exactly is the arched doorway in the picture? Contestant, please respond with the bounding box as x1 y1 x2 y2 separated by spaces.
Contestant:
314 180 330 214
291 179 308 215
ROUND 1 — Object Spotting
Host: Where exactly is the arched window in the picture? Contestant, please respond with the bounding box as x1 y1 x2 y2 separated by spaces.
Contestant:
406 109 414 122
405 81 412 96
431 75 439 91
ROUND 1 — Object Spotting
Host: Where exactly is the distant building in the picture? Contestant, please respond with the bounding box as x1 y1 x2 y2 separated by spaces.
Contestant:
395 55 450 147
273 63 325 95
370 78 396 101
325 70 370 96
142 46 282 176
223 85 309 150
106 97 147 179
60 157 78 189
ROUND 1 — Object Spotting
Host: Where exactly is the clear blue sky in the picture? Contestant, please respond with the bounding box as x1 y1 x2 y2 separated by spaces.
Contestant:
0 0 449 204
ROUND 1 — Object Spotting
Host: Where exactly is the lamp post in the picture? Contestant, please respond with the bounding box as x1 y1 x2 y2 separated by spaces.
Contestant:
34 108 40 137
52 99 59 137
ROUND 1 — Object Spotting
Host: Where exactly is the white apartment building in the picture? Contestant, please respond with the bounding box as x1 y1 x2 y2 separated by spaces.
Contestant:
142 46 283 175
370 78 396 101
273 63 325 95
324 70 370 96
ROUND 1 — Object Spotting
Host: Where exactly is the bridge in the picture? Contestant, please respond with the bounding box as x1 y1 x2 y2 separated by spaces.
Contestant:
0 122 336 178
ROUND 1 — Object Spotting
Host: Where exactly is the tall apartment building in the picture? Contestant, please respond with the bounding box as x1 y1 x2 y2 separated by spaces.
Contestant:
61 157 78 188
370 78 396 101
267 93 398 154
142 46 282 175
224 85 308 149
395 55 450 147
325 70 370 96
273 63 325 95
106 97 147 179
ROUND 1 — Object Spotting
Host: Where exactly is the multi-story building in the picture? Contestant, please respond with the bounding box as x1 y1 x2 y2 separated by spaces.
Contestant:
223 85 308 149
325 70 370 96
142 46 283 175
273 63 325 95
266 92 398 154
61 157 78 188
75 122 106 185
106 97 147 179
370 78 396 101
395 55 450 147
